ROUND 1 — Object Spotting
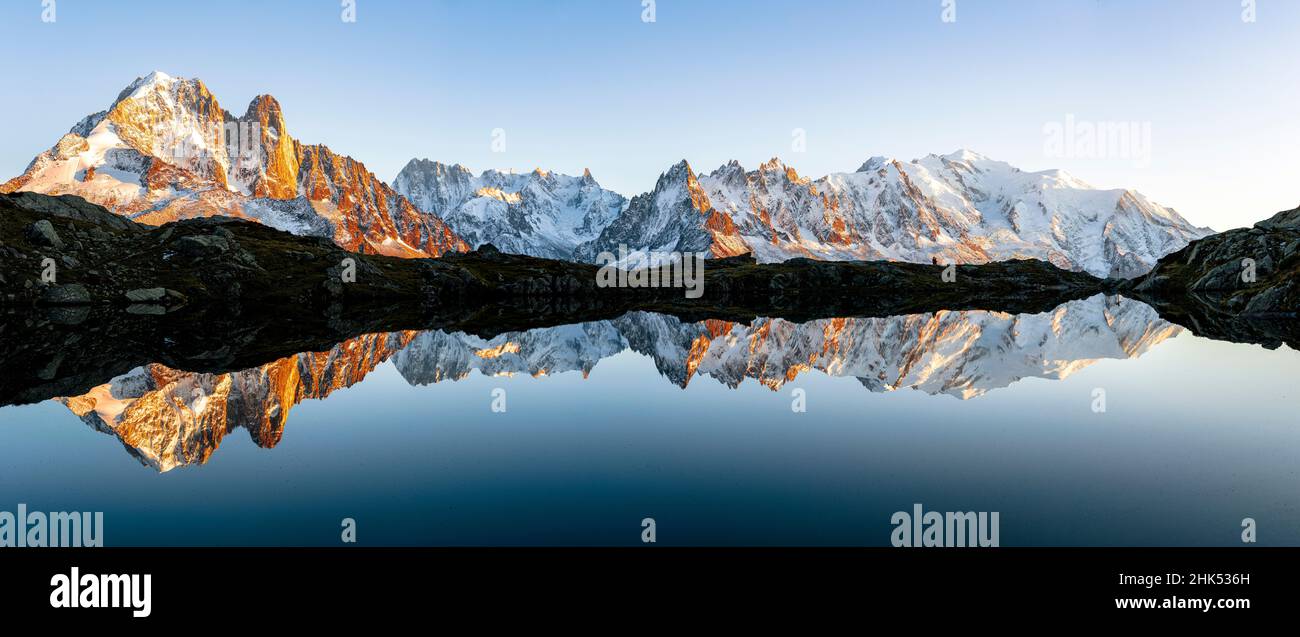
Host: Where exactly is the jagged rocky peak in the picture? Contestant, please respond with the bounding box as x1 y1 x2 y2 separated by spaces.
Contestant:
705 160 749 189
582 151 1210 277
2 71 467 258
648 159 714 213
574 157 752 263
1 72 1210 274
392 158 627 261
856 155 891 172
114 70 179 99
661 158 696 181
392 159 474 207
652 159 717 213
102 71 232 186
241 94 287 133
402 158 473 177
756 156 797 177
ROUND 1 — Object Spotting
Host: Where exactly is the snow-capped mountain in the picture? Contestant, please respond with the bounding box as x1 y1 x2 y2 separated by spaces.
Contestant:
392 159 626 260
579 152 1212 277
58 296 1178 470
573 160 747 264
2 72 467 257
2 72 1206 272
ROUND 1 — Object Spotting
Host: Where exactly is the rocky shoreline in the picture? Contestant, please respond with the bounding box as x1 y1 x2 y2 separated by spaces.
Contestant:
1120 204 1299 349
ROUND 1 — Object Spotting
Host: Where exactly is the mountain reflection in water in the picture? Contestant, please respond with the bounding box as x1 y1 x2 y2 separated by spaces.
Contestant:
55 295 1178 472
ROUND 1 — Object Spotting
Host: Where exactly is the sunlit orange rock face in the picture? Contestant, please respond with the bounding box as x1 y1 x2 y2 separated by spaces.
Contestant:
673 162 747 258
239 95 300 200
3 72 467 258
105 75 231 189
295 145 467 256
819 193 856 247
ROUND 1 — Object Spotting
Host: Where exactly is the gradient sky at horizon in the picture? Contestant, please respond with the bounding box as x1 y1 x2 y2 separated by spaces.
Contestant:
1 0 1296 230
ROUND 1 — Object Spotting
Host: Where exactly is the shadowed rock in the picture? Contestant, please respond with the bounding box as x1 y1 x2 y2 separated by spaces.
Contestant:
1123 204 1299 348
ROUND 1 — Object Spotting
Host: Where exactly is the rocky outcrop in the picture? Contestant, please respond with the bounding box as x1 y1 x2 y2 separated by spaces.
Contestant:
1122 204 1299 349
1127 204 1298 315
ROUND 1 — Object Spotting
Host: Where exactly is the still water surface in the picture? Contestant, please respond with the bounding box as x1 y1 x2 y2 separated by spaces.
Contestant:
1 295 1296 546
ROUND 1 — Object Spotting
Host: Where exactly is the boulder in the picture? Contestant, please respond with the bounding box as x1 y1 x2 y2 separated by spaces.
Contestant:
174 235 231 257
24 220 64 249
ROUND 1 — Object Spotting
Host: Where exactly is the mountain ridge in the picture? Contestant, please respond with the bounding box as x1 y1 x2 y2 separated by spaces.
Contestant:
5 71 1210 276
396 150 1211 277
2 71 467 257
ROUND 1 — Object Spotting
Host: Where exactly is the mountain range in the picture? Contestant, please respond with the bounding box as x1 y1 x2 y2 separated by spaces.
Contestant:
4 72 1212 276
2 72 466 257
392 160 626 260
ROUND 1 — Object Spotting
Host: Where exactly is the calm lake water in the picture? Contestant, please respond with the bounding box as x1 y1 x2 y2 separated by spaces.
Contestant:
1 294 1297 546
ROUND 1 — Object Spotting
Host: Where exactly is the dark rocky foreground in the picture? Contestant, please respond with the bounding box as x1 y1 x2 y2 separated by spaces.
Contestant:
0 192 1295 405
1122 204 1300 350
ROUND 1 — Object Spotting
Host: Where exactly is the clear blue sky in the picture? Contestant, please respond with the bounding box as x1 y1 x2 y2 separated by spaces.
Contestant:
1 0 1296 229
